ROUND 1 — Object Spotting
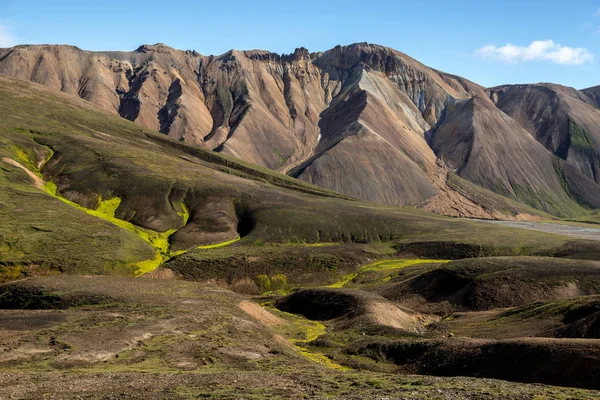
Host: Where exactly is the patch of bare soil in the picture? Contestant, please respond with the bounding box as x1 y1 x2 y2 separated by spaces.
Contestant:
2 157 45 189
238 300 284 327
0 276 289 370
0 310 68 331
143 267 176 279
422 162 508 219
514 213 544 221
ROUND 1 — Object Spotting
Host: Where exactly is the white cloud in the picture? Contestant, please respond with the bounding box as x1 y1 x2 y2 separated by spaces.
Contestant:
476 40 594 65
594 9 600 17
0 24 17 47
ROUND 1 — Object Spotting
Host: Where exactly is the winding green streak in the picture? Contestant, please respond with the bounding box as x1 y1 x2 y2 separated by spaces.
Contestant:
14 148 238 275
195 236 241 250
43 183 177 275
268 306 350 370
328 258 449 288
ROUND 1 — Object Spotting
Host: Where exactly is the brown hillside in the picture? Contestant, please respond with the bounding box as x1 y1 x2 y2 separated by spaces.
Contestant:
491 84 600 185
2 43 600 216
431 96 600 214
0 43 491 211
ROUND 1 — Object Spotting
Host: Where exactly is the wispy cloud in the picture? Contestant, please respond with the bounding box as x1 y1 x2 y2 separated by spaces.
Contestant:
594 9 600 17
0 24 17 47
476 40 594 65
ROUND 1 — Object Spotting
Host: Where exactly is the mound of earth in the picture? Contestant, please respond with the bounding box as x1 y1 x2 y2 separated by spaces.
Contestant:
382 257 600 313
496 296 600 339
275 288 423 332
348 337 600 389
164 244 376 282
393 241 487 260
557 297 600 338
429 295 600 340
0 281 117 309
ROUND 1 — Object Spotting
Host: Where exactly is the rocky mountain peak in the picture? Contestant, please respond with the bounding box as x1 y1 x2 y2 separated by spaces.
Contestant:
287 47 311 61
134 43 177 54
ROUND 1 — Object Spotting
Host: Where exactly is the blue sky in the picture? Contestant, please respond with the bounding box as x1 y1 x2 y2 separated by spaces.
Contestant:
1 0 599 89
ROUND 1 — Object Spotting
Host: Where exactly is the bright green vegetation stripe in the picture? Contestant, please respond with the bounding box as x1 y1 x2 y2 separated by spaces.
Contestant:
328 258 449 289
14 147 40 173
10 148 237 276
271 242 340 248
360 259 447 271
43 182 171 275
328 272 360 289
268 306 350 371
195 236 241 249
42 185 238 274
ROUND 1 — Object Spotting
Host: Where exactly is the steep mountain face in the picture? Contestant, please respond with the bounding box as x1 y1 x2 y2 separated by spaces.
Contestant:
431 96 600 214
0 43 483 209
4 75 569 277
490 84 600 185
1 42 599 218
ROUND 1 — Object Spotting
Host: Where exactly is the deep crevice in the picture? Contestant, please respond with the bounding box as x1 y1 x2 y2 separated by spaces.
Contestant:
234 204 255 238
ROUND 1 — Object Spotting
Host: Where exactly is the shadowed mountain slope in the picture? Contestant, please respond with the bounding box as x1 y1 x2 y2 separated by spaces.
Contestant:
430 96 600 215
491 84 600 185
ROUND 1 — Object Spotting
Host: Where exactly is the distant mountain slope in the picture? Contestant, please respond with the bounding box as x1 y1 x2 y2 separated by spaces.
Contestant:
1 43 599 217
582 85 600 108
490 84 600 184
431 96 600 215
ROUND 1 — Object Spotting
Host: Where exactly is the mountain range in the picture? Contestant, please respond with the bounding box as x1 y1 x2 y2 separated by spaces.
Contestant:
2 42 600 219
5 42 600 397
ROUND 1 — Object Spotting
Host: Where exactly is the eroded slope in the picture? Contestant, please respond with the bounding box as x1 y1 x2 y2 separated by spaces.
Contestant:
0 42 539 212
